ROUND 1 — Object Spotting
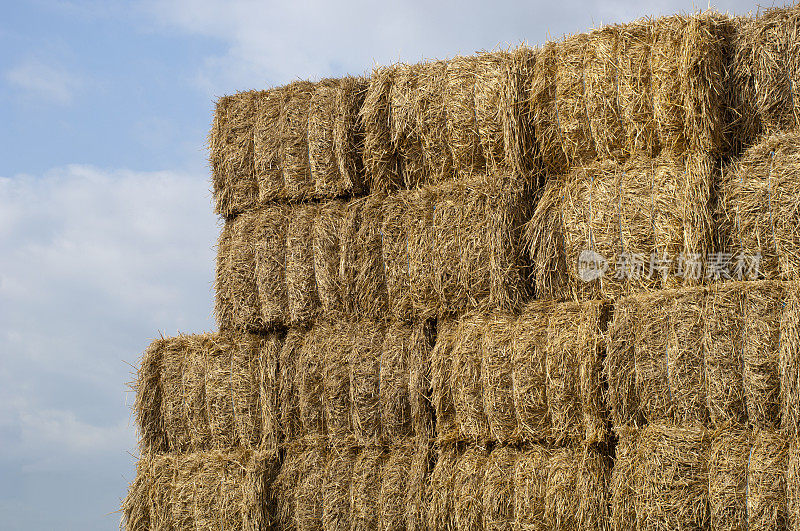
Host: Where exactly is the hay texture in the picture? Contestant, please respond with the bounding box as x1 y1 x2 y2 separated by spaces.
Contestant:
214 222 234 331
610 427 638 531
282 80 315 200
526 154 713 301
512 446 551 531
320 320 354 444
380 321 413 440
361 66 401 193
295 444 326 531
350 446 386 531
254 204 289 329
350 321 385 445
287 203 320 325
709 428 750 531
279 328 306 443
483 446 518 531
341 194 387 320
719 130 800 281
297 324 326 439
427 446 458 531
512 302 552 443
229 213 263 331
381 191 413 320
407 442 433 531
253 88 285 202
122 450 277 531
313 200 346 317
431 319 458 445
409 319 436 442
210 91 258 217
482 312 518 443
454 447 488 531
451 314 490 443
378 442 414 530
323 446 357 531
504 46 538 177
748 429 788 529
135 336 168 453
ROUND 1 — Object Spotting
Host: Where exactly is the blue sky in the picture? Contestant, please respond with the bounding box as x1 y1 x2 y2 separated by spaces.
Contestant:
0 0 774 528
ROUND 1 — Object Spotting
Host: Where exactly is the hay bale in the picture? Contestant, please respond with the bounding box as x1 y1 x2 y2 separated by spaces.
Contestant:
704 281 747 427
350 446 387 531
709 428 750 531
380 321 413 440
287 203 320 325
309 79 344 198
530 41 568 174
313 201 347 317
454 447 488 531
431 318 458 445
610 427 638 531
546 300 606 444
409 319 436 442
254 204 289 329
427 447 457 531
275 442 304 530
748 429 788 529
279 328 306 443
350 321 384 445
210 92 258 217
361 66 401 193
229 212 263 331
298 325 326 438
584 26 624 160
555 33 597 167
333 76 368 195
183 336 211 450
635 423 710 530
122 458 155 530
203 335 237 449
452 314 490 443
379 443 414 530
513 446 551 531
577 445 612 531
382 191 413 320
282 80 315 200
258 333 282 456
135 337 167 453
407 442 433 531
651 15 687 155
254 88 285 202
718 130 800 282
782 285 800 435
232 335 264 451
214 222 234 331
513 302 552 443
732 6 800 147
341 194 387 319
474 51 511 171
323 446 357 531
788 437 800 529
544 448 578 530
743 281 784 429
446 56 485 176
159 335 191 452
321 320 354 444
483 446 518 531
605 299 641 430
617 20 657 157
296 445 326 531
503 46 538 177
482 312 517 443
407 187 438 318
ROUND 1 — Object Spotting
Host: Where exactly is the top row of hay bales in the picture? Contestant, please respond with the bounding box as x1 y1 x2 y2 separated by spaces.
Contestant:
211 6 800 217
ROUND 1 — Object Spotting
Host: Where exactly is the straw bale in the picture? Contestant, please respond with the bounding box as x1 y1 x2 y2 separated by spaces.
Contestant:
183 336 211 450
482 312 517 443
523 179 567 301
298 325 326 438
170 453 201 528
605 299 641 430
610 427 638 531
555 33 597 167
361 66 401 192
254 204 289 329
215 221 234 331
341 194 387 319
743 281 784 429
390 60 450 188
544 447 578 530
709 428 750 531
616 20 657 157
282 80 315 200
431 319 458 445
704 282 747 427
635 423 710 530
546 300 606 444
382 191 413 320
427 446 458 531
321 320 354 444
309 79 347 198
314 200 346 317
454 446 488 531
324 446 357 531
232 335 265 451
503 46 538 177
350 446 387 531
381 321 413 440
732 6 800 147
483 446 518 531
333 76 368 195
651 15 687 155
530 41 567 174
584 26 624 160
513 445 551 531
718 130 800 281
782 286 800 435
280 328 306 443
407 442 433 531
253 88 285 202
446 55 485 176
409 319 435 442
452 314 490 443
204 335 237 449
379 442 414 531
350 321 385 445
513 302 552 443
122 458 157 530
260 334 282 455
474 51 511 171
407 187 437 318
296 445 326 531
275 442 304 530
135 337 167 453
230 212 262 332
210 91 258 217
577 445 612 531
748 429 788 529
160 335 192 452
788 438 800 529
287 203 320 325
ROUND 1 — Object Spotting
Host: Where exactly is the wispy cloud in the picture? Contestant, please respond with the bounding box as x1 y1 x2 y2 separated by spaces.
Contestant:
5 59 83 104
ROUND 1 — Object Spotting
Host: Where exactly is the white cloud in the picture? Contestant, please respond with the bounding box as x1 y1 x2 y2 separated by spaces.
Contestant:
5 59 83 105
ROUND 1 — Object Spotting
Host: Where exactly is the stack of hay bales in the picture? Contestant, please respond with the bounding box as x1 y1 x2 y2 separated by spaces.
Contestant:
124 4 800 530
